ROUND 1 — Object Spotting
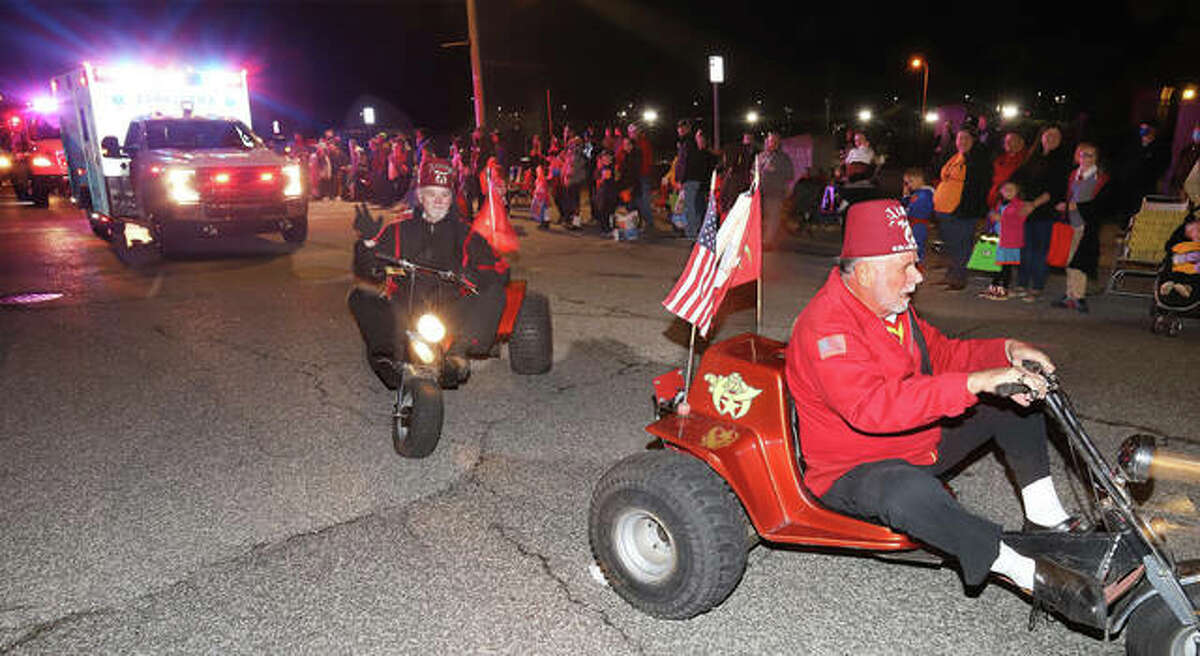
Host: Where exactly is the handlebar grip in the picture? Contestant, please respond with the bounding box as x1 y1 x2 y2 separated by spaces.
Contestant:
995 383 1031 398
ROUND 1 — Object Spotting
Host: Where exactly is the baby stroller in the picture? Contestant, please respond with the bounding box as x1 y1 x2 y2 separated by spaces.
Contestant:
1150 216 1200 337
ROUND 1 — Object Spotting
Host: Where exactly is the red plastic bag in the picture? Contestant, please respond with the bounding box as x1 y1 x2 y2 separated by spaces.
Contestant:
1045 222 1074 268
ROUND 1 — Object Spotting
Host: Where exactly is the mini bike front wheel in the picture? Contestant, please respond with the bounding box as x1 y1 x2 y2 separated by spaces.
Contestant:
392 377 443 458
1124 581 1200 656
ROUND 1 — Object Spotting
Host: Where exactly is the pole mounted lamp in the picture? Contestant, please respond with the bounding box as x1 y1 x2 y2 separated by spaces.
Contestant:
709 55 724 149
909 56 929 123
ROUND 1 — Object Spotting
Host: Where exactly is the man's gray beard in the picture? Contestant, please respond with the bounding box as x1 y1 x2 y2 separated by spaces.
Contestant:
424 206 449 222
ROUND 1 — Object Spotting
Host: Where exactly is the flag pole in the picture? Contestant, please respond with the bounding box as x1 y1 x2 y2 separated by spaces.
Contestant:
753 166 763 333
683 323 698 397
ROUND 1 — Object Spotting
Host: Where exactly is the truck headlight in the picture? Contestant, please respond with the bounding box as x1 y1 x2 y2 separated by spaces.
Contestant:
416 313 446 343
165 168 200 204
282 163 302 198
32 156 53 168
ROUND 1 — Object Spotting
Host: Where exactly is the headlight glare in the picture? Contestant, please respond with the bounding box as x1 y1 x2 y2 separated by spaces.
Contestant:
282 163 302 198
32 156 53 167
416 313 446 343
410 339 436 364
165 168 200 204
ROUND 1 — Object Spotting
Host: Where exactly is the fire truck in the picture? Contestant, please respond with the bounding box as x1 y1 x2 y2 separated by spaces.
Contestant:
52 63 307 253
1 98 69 207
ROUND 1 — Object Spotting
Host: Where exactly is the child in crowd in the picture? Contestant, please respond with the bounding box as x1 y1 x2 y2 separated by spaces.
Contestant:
900 167 934 264
530 165 551 231
980 180 1025 300
1170 220 1200 275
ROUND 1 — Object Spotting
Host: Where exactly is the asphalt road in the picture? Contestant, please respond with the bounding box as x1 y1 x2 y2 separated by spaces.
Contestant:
2 191 1198 655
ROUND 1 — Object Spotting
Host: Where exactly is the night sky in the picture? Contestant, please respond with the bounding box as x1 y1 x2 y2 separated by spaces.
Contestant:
0 0 1196 139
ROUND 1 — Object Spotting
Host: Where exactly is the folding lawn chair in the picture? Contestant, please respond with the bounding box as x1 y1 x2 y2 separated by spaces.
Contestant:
1107 195 1190 297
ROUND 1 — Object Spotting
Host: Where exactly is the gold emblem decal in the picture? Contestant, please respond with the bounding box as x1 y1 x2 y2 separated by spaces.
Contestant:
700 425 739 450
704 372 763 419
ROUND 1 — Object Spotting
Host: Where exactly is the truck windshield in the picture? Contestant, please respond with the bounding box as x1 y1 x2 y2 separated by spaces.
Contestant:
144 119 262 150
30 117 60 140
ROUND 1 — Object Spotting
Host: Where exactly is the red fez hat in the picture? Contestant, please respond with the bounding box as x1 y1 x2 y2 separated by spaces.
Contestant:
418 158 454 190
840 199 918 259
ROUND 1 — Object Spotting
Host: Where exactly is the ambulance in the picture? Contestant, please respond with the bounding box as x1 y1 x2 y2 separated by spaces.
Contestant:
52 63 307 252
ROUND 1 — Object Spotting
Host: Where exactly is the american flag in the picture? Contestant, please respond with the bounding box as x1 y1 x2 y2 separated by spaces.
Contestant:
662 189 721 335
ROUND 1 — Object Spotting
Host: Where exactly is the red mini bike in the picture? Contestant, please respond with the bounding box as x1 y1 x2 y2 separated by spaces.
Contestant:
589 333 1200 654
371 252 552 458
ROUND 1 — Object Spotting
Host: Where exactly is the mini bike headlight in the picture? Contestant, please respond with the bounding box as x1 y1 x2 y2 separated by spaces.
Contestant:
416 313 446 343
282 163 302 198
1118 434 1157 483
164 168 200 204
410 339 436 364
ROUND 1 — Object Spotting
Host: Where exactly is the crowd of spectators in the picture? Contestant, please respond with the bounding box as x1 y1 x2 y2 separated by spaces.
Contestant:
904 116 1196 314
285 110 1200 280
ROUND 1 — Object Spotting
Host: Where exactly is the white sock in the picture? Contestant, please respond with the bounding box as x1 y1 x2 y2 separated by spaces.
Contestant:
1021 476 1070 527
990 541 1035 590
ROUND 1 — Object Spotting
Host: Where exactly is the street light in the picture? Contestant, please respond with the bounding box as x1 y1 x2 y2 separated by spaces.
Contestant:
1184 86 1198 101
363 106 376 126
1000 104 1019 120
908 55 929 122
709 55 724 149
924 111 940 124
745 110 759 124
857 108 872 123
642 108 659 124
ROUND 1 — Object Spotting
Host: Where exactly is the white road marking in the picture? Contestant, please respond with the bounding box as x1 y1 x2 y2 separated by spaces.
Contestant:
147 272 163 298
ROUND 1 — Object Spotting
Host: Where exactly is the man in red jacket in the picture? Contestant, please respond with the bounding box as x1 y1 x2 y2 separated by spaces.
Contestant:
785 199 1101 627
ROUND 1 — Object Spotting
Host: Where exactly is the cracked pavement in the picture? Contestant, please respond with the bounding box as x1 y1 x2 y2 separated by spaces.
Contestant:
2 199 1197 654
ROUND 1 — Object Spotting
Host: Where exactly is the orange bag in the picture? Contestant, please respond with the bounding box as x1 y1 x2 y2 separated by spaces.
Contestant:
1045 222 1074 268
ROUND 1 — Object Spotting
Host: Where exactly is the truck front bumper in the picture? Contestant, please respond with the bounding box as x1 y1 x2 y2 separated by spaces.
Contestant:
160 198 308 237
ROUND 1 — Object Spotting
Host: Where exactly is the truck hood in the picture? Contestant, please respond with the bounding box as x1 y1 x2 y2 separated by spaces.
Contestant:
148 148 288 168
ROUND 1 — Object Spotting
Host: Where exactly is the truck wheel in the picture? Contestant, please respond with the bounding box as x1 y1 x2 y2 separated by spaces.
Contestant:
1124 581 1200 655
282 216 308 244
30 179 50 208
589 450 749 619
392 376 443 458
12 171 31 201
508 292 552 374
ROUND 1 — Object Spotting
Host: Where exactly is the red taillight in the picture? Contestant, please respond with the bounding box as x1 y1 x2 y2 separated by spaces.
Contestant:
8 116 19 127
149 165 162 176
213 172 231 184
260 172 274 182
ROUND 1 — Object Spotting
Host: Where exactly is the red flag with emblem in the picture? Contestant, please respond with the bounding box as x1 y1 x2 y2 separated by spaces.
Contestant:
471 163 519 254
723 180 762 291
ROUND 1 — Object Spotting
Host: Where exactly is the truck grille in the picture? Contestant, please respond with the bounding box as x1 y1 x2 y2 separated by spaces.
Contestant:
197 166 284 204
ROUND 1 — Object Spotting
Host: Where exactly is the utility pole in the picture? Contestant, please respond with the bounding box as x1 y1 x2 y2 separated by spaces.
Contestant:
466 0 485 128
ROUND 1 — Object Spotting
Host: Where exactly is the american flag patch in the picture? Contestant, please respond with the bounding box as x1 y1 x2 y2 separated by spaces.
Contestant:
816 334 847 360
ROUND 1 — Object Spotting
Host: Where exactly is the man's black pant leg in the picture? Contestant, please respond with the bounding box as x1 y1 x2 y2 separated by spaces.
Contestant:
447 283 505 356
821 459 1002 586
933 402 1051 488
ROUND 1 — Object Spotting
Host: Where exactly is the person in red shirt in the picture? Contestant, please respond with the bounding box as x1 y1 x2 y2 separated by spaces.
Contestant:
785 199 1101 627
